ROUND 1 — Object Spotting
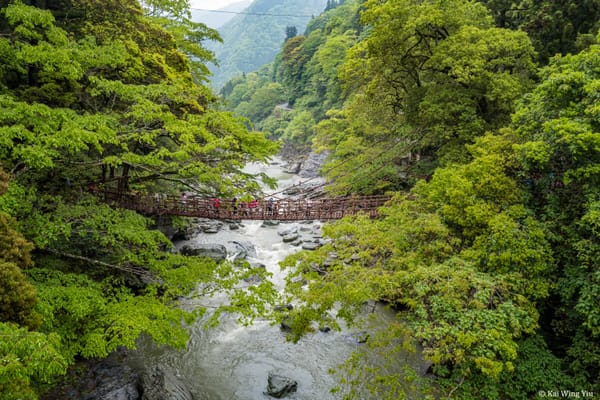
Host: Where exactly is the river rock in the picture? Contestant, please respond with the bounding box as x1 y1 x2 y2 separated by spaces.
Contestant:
283 161 302 174
280 316 292 331
277 225 298 236
171 225 200 241
229 240 257 259
301 242 321 251
353 331 370 344
102 385 140 400
198 219 223 234
323 252 338 268
262 220 280 227
141 365 193 400
179 244 227 261
282 233 300 243
265 372 298 398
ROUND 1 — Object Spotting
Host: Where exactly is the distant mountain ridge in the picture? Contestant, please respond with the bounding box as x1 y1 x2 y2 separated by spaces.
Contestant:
204 0 328 89
190 0 252 29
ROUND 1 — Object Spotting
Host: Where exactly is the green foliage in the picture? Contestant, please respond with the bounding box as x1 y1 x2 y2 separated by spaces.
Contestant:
0 2 280 398
0 1 277 197
479 0 600 63
509 37 600 388
279 131 562 397
0 323 67 400
332 0 536 182
0 261 40 330
282 110 316 145
29 268 196 362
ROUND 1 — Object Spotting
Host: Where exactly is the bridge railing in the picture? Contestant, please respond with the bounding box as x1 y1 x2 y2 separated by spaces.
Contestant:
100 190 390 220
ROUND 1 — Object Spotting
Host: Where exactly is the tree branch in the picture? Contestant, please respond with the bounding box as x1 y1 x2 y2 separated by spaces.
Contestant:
43 248 154 279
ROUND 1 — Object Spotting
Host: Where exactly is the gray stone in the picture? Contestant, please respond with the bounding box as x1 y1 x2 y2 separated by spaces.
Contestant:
228 240 257 259
179 244 227 261
102 385 140 400
197 219 223 234
261 220 280 227
301 242 321 251
283 162 302 174
43 350 140 400
280 316 292 331
141 366 193 400
282 233 300 243
354 331 370 344
277 226 298 236
243 274 262 284
265 372 298 398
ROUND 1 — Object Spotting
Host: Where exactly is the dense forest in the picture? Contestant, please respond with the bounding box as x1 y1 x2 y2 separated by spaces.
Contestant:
223 0 600 398
0 1 279 398
0 0 599 399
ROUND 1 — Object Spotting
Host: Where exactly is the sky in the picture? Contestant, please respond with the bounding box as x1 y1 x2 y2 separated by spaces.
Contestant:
189 0 242 10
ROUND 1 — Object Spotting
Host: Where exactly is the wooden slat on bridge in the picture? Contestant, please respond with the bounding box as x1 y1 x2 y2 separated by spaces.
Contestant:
102 191 390 221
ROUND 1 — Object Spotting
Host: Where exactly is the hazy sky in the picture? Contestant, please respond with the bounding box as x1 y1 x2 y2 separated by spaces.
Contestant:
189 0 242 10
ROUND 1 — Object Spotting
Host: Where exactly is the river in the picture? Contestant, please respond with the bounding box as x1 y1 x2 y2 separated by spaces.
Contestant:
125 158 386 399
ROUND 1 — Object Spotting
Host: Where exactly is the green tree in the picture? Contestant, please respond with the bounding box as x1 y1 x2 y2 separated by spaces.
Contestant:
283 110 316 146
279 133 558 398
0 3 280 398
0 168 40 330
285 25 298 40
309 0 536 195
0 323 67 400
510 35 600 387
479 0 600 63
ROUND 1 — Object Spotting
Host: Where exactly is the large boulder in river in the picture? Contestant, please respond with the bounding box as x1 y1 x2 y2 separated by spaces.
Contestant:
228 240 257 259
265 372 298 398
141 365 193 400
180 244 227 261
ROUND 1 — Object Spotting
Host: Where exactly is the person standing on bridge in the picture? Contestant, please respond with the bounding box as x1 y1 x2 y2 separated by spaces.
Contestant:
180 192 188 211
232 197 238 215
267 197 274 215
212 197 220 217
249 198 258 215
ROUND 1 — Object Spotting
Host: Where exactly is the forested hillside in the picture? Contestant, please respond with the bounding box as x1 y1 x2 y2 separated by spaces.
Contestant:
1 0 599 399
207 0 327 88
0 1 277 398
224 0 600 398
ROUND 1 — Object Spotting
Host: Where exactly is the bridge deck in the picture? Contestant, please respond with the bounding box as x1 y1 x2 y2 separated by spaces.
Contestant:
103 192 390 221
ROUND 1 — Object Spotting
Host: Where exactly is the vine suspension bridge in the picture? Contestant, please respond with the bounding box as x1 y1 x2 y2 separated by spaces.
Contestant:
102 191 390 221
